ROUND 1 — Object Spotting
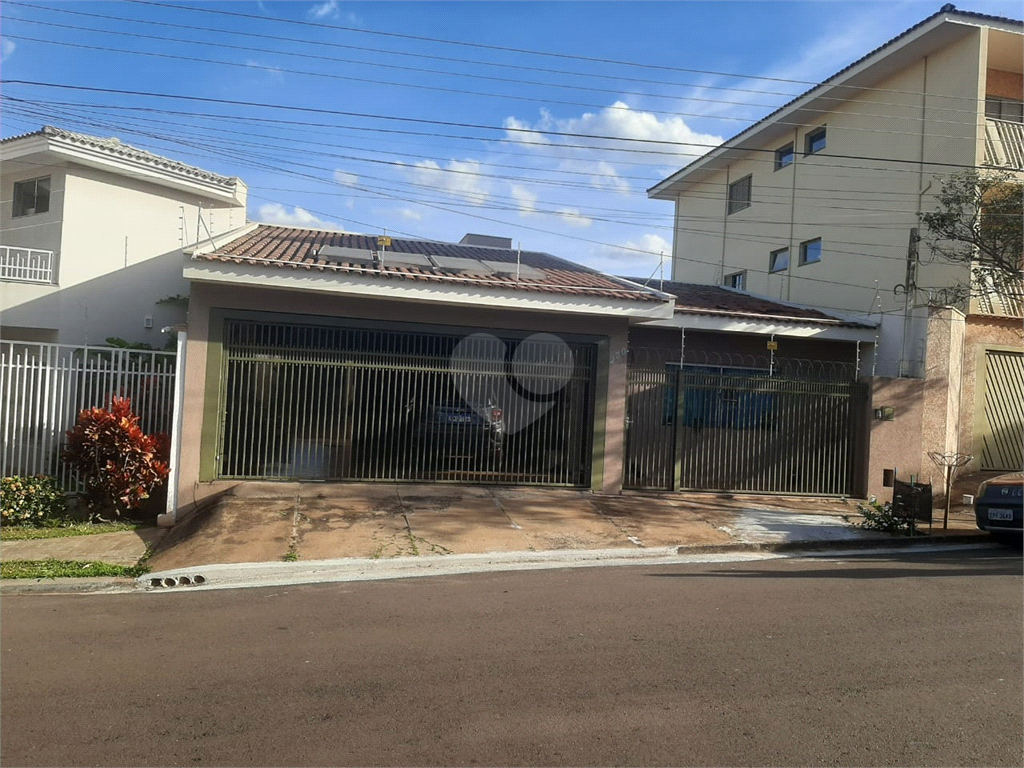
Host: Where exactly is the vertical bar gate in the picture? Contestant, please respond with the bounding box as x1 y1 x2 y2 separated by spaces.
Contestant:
216 320 597 487
624 354 867 496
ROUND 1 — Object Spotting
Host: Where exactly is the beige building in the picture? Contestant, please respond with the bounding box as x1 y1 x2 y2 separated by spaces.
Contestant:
649 6 1022 481
0 126 247 346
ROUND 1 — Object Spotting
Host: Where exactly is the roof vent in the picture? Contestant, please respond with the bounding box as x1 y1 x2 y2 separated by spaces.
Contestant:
459 233 513 249
940 3 955 11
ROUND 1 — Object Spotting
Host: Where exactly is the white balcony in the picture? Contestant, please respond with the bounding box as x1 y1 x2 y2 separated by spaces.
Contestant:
0 245 57 284
984 118 1024 169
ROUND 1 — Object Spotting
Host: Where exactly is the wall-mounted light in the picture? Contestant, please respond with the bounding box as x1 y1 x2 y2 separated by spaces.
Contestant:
874 406 895 421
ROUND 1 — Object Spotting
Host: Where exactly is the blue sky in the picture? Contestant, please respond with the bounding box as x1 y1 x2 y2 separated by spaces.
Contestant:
2 0 1020 277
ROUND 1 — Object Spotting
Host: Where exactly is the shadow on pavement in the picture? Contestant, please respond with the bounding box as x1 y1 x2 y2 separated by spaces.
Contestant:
649 547 1023 580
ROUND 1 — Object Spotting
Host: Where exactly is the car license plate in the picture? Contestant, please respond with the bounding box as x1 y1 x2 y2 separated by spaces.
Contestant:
988 508 1015 522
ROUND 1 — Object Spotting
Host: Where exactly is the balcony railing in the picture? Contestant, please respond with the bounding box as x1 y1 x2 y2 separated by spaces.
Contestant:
984 118 1024 169
0 245 57 284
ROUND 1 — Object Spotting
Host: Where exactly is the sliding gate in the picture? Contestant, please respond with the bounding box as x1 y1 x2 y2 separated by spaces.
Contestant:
216 319 597 486
625 361 867 495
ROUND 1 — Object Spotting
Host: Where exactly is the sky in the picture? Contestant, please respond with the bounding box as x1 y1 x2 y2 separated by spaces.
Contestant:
2 0 1020 277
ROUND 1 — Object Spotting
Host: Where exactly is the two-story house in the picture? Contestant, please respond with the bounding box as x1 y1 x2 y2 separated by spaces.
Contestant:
648 5 1022 481
1 126 248 346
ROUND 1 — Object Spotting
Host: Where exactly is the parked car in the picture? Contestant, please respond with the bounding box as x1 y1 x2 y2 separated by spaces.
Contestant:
972 472 1023 538
407 396 505 470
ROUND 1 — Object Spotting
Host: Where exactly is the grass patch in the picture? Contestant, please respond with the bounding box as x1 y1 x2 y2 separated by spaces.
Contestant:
1 559 150 580
0 522 147 541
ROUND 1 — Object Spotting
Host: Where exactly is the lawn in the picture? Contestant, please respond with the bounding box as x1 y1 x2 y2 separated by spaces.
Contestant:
1 559 149 579
0 522 148 541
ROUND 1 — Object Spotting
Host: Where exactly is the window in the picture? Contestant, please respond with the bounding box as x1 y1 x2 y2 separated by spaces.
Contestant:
774 143 794 170
727 175 752 214
12 177 51 218
800 238 822 265
985 96 1024 123
724 271 746 290
769 248 790 273
805 127 827 155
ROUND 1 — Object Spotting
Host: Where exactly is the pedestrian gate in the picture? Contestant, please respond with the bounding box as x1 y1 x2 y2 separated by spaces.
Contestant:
215 319 597 486
624 361 867 495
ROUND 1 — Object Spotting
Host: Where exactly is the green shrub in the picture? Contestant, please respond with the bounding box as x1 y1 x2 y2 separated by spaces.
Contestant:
1 476 66 527
856 496 913 534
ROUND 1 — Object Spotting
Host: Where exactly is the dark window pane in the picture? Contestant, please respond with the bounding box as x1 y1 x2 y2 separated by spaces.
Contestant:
806 128 826 154
727 175 751 214
801 239 822 264
35 177 50 215
770 248 789 272
986 97 1002 119
775 144 794 170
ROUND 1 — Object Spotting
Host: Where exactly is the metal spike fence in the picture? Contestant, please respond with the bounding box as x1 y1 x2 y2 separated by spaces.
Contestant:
1 342 176 489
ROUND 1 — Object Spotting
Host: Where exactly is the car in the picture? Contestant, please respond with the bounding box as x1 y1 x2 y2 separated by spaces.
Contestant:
407 396 505 471
972 472 1023 538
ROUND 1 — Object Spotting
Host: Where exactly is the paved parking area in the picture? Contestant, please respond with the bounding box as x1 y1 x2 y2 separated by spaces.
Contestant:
143 483 878 571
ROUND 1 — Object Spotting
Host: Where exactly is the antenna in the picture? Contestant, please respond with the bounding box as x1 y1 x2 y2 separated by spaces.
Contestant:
516 242 522 282
659 250 665 291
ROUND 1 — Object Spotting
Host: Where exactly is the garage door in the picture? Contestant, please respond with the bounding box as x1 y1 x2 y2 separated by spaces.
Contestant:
978 349 1024 471
216 319 597 486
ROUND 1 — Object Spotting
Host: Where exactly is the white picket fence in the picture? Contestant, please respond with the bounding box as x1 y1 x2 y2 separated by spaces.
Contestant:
1 342 177 489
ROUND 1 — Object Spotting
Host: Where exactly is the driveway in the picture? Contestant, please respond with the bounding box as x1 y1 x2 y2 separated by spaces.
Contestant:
145 482 877 571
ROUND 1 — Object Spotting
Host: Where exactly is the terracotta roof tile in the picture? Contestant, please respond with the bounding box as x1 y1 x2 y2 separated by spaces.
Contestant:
195 224 666 302
650 280 872 327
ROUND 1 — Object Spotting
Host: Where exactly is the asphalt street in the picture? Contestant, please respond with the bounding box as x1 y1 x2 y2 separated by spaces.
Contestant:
2 546 1021 767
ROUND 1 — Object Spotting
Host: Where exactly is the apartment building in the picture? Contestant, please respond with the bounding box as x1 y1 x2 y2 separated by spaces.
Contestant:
649 5 1022 476
0 126 248 346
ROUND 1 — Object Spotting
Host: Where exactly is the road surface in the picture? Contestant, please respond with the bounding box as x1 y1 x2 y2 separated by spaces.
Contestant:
3 547 1021 766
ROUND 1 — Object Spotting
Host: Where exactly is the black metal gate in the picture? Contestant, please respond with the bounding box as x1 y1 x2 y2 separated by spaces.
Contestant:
216 319 597 486
625 355 867 496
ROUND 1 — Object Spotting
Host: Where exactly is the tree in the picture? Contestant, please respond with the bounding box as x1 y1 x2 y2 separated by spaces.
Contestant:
921 169 1023 306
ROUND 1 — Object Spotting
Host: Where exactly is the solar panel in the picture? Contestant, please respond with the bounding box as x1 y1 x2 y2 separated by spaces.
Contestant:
432 256 494 274
380 252 433 268
480 260 546 280
317 245 375 264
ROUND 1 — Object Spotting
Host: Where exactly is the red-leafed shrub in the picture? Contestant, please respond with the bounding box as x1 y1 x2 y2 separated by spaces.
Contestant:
63 397 170 518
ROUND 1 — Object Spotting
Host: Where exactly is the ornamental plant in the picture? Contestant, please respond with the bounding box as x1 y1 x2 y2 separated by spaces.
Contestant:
63 397 170 519
0 476 66 527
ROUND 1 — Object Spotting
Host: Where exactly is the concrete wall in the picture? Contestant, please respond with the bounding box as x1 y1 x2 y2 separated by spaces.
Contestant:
1 157 246 346
175 282 633 516
866 377 926 500
667 29 990 378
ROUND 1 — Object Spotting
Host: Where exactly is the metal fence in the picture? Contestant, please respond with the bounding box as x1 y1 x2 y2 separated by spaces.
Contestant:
1 342 177 488
217 319 597 486
624 347 868 495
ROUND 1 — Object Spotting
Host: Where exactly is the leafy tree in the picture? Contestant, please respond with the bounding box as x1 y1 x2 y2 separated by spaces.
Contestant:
921 169 1023 305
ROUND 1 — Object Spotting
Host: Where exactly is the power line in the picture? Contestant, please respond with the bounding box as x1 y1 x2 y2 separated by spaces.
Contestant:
4 82 999 176
1 8 997 127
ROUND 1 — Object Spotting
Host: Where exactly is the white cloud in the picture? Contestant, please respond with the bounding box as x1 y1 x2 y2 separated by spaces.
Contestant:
1 40 16 62
556 208 593 228
244 59 283 81
257 203 337 229
333 169 359 186
625 233 672 256
586 233 671 277
397 207 422 221
589 160 631 196
510 184 538 217
406 159 490 205
308 1 338 18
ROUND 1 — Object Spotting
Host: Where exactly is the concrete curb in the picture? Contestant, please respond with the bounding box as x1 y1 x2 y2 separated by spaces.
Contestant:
1 532 997 595
678 532 990 555
0 577 138 595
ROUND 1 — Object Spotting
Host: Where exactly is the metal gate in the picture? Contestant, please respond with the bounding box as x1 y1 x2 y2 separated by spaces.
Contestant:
625 353 867 495
977 349 1024 471
216 319 597 486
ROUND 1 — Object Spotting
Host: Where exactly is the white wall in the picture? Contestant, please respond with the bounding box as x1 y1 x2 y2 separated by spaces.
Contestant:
668 28 992 374
1 155 246 346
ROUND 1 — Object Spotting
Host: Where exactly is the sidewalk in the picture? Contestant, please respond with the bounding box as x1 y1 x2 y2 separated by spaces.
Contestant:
1 484 991 594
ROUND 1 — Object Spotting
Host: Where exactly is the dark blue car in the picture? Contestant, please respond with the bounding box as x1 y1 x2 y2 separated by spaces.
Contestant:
974 472 1023 537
